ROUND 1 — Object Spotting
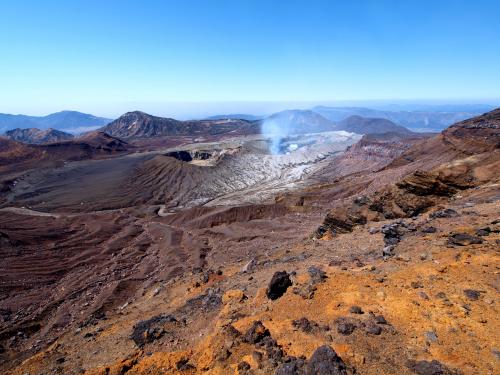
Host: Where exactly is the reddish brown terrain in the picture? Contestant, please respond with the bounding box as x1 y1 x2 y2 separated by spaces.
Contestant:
0 110 499 375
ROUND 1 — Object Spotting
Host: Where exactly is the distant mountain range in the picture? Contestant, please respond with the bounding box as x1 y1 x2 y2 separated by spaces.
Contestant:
205 114 263 121
1 104 492 141
0 111 112 134
313 105 494 131
337 115 411 134
100 109 413 140
5 128 74 144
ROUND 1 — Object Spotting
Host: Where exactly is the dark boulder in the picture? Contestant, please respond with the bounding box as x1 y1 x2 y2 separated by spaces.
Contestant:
292 317 319 333
337 320 356 336
463 289 481 301
430 209 458 219
408 359 455 375
305 345 348 375
131 314 177 347
244 321 270 344
448 233 483 246
267 271 292 300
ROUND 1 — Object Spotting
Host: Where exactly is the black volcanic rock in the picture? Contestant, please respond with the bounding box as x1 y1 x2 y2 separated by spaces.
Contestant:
5 128 74 144
305 345 348 375
267 271 292 300
243 321 270 344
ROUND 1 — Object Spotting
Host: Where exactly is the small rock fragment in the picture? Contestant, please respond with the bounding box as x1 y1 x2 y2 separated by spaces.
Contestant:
430 209 458 219
349 306 364 314
421 226 437 234
463 289 481 301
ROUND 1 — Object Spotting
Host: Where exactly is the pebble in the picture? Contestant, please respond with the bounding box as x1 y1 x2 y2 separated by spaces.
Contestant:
349 306 364 314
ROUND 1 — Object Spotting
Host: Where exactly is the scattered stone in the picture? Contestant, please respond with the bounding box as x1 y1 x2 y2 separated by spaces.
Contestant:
435 292 447 299
176 358 195 371
222 324 242 340
308 266 327 284
408 359 455 375
186 288 223 312
275 357 307 375
349 306 364 314
244 321 270 344
372 314 388 325
354 196 370 206
418 291 430 300
363 321 382 335
292 317 319 333
131 314 177 347
430 209 458 219
292 284 317 300
305 345 348 375
241 258 257 273
237 361 251 372
383 245 395 258
448 233 483 246
381 223 403 246
463 289 481 301
476 227 491 236
337 319 356 336
425 331 438 343
411 281 424 289
369 227 379 234
267 271 292 300
421 226 437 233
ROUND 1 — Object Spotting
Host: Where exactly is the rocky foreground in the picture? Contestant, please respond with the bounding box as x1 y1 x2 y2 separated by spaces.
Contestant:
0 110 499 374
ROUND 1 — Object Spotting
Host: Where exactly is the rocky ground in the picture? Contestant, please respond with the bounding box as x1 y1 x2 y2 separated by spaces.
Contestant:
0 110 499 374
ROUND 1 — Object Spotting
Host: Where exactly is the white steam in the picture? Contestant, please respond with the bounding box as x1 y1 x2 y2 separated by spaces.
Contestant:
260 118 287 154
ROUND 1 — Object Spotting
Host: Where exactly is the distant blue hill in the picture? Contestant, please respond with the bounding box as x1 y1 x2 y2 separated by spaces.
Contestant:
0 110 112 134
312 105 495 132
205 114 263 121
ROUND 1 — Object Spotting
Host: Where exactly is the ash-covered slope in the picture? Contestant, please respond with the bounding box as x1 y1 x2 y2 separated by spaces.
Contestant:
0 132 129 178
101 111 259 139
5 128 74 144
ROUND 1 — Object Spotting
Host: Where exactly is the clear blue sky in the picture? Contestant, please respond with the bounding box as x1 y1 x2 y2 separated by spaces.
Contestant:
1 0 499 117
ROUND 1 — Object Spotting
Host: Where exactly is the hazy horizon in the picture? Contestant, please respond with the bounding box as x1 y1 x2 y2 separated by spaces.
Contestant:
2 99 500 121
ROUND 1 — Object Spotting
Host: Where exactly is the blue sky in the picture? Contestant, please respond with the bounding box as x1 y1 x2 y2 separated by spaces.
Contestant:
1 0 499 117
